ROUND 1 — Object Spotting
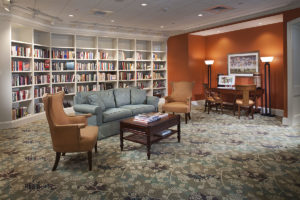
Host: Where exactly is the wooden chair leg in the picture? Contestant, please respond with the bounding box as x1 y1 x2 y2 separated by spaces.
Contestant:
94 142 97 153
173 112 175 115
238 105 241 119
208 102 210 114
251 106 254 119
185 113 188 124
188 113 191 120
204 101 207 112
88 151 92 171
221 103 223 114
52 152 61 171
233 104 236 116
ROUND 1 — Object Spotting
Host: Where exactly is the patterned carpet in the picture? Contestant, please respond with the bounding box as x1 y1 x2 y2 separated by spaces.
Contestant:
0 106 300 200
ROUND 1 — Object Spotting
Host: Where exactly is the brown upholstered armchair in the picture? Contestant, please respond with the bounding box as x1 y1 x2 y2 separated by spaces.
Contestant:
43 92 98 171
162 81 194 124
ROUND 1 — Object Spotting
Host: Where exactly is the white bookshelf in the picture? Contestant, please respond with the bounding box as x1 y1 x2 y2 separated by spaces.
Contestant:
10 25 167 120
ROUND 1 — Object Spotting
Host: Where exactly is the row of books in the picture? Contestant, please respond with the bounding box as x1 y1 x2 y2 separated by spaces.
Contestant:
35 103 44 113
119 62 135 70
119 82 133 88
153 63 165 70
12 75 31 86
52 74 75 83
153 53 163 61
52 86 74 94
153 72 165 79
118 51 134 61
136 72 151 80
133 113 168 124
12 89 30 102
52 50 75 59
34 87 50 98
77 51 95 60
76 74 97 82
99 62 115 71
34 75 50 84
98 73 117 81
153 80 165 88
11 46 31 57
34 60 50 71
76 62 97 71
119 72 134 81
52 62 75 71
99 83 114 90
137 63 151 70
12 61 30 71
34 49 50 58
99 51 113 59
137 82 148 89
12 107 28 120
136 52 150 60
77 85 97 92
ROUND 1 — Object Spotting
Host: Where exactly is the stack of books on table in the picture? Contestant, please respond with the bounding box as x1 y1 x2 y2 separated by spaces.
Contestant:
134 113 168 124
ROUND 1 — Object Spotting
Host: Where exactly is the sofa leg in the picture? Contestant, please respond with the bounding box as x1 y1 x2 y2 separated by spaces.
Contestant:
52 152 61 171
88 151 92 171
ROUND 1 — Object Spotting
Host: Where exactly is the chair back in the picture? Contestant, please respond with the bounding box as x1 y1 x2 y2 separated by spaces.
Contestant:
235 85 256 106
203 83 211 98
170 81 194 102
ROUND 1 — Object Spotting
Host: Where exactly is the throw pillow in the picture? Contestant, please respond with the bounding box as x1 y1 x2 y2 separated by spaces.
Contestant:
113 88 131 107
98 89 116 109
88 94 106 111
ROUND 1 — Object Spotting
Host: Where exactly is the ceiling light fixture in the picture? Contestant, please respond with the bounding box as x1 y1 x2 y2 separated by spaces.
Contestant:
69 14 74 17
198 14 203 17
141 3 148 6
160 25 164 28
111 20 115 23
258 22 262 25
4 7 10 12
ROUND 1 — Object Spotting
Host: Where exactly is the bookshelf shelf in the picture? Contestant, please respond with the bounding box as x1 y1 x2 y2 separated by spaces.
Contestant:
9 25 167 121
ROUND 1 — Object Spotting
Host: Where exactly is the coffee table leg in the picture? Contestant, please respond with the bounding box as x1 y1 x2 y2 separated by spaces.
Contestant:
177 121 181 143
147 133 151 160
120 129 123 151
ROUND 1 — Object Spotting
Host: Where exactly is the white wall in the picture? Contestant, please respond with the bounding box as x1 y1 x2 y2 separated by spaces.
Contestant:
0 20 12 122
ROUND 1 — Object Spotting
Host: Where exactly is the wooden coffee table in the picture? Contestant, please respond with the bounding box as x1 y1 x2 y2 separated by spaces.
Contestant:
120 114 180 160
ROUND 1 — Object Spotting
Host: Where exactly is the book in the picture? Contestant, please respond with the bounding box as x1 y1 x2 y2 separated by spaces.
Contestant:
155 129 172 137
133 113 168 124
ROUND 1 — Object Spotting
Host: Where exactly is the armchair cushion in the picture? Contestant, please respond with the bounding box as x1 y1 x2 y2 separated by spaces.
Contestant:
131 88 146 104
114 88 131 107
88 94 106 111
162 102 189 113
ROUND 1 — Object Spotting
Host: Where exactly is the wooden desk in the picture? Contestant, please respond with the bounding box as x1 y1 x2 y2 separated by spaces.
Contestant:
211 87 264 112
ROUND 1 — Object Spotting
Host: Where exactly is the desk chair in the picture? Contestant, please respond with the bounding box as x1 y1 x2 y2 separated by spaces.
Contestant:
203 84 223 114
234 85 256 119
43 91 98 171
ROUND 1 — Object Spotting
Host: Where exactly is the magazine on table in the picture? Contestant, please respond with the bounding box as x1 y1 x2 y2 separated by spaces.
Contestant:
134 112 168 123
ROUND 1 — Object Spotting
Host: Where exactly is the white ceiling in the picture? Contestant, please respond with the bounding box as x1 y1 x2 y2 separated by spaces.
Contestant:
1 0 300 36
192 14 283 36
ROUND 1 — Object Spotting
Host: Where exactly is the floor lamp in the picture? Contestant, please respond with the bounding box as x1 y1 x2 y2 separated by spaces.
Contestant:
205 60 214 88
260 57 275 117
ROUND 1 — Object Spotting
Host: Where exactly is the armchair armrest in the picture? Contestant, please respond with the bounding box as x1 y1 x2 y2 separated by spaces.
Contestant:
68 113 92 118
52 124 83 149
164 96 173 103
146 96 159 111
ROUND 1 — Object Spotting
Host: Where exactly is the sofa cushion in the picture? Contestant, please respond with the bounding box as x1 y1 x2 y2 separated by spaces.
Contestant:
87 94 106 111
75 91 97 104
114 88 131 107
102 108 132 123
120 104 155 115
131 88 146 105
98 89 116 109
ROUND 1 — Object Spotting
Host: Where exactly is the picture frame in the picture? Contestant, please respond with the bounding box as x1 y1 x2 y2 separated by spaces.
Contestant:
228 52 259 76
218 75 235 86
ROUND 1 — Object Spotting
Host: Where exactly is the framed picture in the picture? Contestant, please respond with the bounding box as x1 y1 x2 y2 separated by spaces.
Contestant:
228 52 259 76
218 75 235 86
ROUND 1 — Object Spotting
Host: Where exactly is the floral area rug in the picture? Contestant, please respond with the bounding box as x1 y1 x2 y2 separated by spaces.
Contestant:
0 107 300 200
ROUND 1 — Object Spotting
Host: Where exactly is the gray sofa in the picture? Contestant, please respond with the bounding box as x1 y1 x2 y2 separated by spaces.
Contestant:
73 88 159 139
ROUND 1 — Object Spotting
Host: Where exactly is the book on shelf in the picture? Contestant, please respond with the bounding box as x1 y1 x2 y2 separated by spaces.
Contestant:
154 129 172 137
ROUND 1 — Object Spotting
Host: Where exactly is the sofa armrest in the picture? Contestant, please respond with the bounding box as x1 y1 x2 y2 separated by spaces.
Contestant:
146 96 159 111
73 104 103 125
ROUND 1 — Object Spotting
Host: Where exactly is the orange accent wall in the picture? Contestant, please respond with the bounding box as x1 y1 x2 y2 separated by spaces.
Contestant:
205 23 284 109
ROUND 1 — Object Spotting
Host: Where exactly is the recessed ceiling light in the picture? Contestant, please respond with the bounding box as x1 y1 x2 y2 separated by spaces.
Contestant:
69 14 74 17
217 30 221 33
160 25 164 28
4 7 10 12
198 14 203 17
141 3 148 6
258 22 262 25
111 20 115 23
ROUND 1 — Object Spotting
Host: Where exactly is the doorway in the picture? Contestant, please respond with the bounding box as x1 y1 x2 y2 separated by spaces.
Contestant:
287 17 300 126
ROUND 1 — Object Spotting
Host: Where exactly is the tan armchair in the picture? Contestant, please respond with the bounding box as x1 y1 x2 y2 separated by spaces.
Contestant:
162 81 194 124
43 91 98 171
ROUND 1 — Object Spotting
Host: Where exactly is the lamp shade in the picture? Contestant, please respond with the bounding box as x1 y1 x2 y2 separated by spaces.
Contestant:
260 57 274 63
205 60 214 65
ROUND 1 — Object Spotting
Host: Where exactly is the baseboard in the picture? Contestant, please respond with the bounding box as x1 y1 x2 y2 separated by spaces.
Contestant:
0 107 74 130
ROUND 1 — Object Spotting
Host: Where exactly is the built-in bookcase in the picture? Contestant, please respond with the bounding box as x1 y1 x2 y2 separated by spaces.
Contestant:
10 24 167 120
